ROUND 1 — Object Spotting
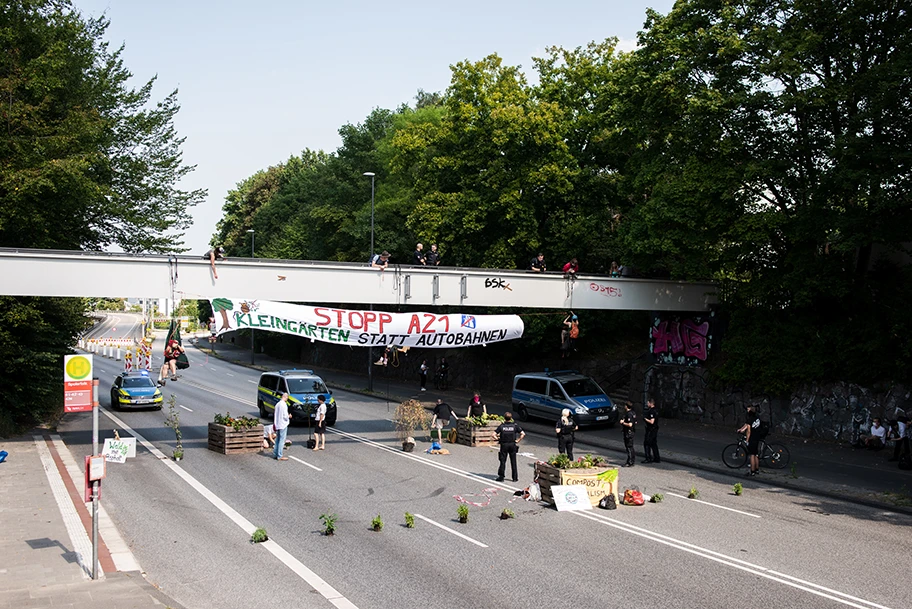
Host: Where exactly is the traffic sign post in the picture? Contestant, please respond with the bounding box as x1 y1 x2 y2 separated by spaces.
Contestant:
64 354 94 413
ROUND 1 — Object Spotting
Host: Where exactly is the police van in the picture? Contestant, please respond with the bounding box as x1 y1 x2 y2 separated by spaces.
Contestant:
511 370 617 426
257 369 337 426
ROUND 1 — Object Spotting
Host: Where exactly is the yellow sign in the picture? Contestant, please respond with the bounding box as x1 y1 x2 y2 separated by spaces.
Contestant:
64 354 93 382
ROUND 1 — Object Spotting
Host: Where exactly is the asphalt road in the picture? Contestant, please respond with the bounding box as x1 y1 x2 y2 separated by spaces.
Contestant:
56 315 912 609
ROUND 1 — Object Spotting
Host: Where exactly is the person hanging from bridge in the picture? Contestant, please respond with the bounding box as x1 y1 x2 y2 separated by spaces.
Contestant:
157 339 184 387
204 246 225 279
562 313 579 355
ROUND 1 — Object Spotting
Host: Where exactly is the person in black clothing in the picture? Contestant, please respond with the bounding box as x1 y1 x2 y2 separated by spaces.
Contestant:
643 398 660 463
467 392 486 418
435 357 449 389
621 402 636 466
529 253 547 272
413 243 426 266
204 246 225 279
737 404 762 476
555 408 578 461
494 412 525 481
431 399 458 443
426 244 440 266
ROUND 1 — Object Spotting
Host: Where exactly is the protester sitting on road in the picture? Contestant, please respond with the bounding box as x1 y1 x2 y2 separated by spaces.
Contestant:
467 392 487 418
370 251 391 270
204 246 225 279
529 253 547 272
864 418 887 450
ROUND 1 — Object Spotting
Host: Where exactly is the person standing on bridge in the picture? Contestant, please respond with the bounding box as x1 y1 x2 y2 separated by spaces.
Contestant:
643 399 661 464
529 253 547 273
426 244 441 266
204 246 225 279
274 393 291 460
413 243 426 266
494 412 525 482
621 401 637 467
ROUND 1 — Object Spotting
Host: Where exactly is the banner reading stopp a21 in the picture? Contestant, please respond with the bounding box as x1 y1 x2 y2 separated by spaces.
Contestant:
210 299 524 348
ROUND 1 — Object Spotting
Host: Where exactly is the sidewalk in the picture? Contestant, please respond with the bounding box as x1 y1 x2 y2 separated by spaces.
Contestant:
0 433 184 609
196 338 912 515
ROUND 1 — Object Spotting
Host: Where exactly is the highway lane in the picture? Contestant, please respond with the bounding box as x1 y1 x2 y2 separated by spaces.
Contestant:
56 335 912 609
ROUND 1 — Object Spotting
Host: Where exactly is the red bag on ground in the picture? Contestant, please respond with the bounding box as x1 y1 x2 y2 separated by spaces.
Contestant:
623 489 645 506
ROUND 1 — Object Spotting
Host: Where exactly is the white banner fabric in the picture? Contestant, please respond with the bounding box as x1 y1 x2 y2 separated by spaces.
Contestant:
210 298 523 348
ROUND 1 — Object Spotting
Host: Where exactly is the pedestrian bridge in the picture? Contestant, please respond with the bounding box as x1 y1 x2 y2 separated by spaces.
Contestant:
0 248 717 311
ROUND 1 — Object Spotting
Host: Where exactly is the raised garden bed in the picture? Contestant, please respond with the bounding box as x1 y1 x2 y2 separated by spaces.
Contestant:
207 422 263 454
456 418 501 447
535 460 619 507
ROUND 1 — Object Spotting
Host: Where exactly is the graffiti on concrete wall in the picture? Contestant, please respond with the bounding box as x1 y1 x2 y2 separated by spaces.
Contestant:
649 311 714 366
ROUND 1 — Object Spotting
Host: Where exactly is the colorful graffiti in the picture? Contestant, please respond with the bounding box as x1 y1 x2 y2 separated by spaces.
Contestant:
589 282 622 298
649 312 714 366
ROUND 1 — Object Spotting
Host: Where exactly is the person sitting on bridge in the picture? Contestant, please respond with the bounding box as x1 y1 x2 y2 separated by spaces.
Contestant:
371 251 391 271
529 253 547 272
204 246 225 279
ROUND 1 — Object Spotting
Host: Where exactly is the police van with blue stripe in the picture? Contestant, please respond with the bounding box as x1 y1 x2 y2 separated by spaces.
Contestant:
257 370 337 426
512 370 617 426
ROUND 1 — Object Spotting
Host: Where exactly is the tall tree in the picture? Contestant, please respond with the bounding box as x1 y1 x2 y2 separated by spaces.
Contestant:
0 0 205 253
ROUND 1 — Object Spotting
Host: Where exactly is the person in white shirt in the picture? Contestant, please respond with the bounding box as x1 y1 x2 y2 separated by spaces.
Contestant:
889 417 911 462
865 418 886 450
314 394 328 451
273 393 291 460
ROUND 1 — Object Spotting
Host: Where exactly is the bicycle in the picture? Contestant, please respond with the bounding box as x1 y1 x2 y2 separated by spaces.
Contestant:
433 369 449 390
722 433 790 469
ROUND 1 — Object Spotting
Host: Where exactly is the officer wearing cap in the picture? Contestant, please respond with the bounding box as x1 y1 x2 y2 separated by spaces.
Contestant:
494 412 525 482
621 401 636 467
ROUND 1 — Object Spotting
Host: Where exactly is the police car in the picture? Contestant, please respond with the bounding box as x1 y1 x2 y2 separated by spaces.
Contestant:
511 370 617 426
256 370 337 426
110 370 164 410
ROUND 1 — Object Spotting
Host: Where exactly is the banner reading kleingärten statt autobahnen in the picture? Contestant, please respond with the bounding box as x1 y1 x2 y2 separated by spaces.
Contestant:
210 299 523 348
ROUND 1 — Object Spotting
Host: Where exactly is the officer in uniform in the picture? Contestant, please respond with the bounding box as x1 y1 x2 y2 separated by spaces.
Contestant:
643 398 660 463
494 412 525 482
621 401 637 467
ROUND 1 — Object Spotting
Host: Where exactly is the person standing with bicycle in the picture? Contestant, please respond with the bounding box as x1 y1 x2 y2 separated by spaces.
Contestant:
737 404 764 476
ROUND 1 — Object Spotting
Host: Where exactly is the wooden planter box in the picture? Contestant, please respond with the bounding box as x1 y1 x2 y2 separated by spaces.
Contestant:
535 462 619 507
207 422 264 455
456 419 500 447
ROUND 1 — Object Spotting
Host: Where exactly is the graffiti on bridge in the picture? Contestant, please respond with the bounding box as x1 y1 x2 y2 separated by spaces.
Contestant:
649 311 714 366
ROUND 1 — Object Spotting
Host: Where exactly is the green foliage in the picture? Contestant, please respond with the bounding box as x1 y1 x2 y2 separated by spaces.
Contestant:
164 396 183 458
320 512 337 536
404 512 415 528
687 486 699 499
213 412 261 431
456 503 469 522
370 515 383 532
251 527 268 543
0 297 89 437
0 0 204 252
733 483 743 496
466 413 505 427
547 453 607 469
500 508 515 519
393 399 430 442
790 462 799 479
649 493 664 503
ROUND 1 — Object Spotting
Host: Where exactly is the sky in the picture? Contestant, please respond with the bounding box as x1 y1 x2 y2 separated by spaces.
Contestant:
72 0 675 252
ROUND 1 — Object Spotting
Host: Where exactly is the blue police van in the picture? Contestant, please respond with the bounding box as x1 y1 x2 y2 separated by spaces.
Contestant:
511 370 617 426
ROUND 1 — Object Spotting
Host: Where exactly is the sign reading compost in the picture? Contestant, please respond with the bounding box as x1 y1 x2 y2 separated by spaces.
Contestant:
210 299 524 348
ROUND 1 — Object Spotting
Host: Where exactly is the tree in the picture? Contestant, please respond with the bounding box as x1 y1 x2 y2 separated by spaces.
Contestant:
0 0 205 253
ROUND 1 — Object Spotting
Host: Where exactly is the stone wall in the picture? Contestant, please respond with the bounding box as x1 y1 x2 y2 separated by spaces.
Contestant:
634 364 911 441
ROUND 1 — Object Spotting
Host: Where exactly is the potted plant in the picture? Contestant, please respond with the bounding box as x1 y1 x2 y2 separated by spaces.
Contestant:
370 515 384 532
208 412 264 455
499 508 515 520
456 504 469 524
534 453 617 507
456 413 505 447
393 399 430 451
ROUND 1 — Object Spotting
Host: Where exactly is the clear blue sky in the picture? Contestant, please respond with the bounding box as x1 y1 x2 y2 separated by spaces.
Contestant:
73 0 674 251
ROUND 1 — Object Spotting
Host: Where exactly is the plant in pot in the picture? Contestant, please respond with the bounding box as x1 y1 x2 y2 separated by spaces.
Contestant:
456 503 469 523
394 399 430 452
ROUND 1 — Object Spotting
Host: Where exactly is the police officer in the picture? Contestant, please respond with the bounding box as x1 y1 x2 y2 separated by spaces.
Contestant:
621 401 636 467
643 398 660 463
494 412 525 482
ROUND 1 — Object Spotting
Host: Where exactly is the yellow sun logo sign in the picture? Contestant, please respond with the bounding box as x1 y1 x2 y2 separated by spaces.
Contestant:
65 355 92 381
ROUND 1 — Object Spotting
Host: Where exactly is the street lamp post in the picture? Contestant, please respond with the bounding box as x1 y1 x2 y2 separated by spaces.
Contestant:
363 172 376 392
247 229 255 365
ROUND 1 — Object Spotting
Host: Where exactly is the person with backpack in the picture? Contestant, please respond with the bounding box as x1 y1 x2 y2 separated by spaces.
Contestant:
157 339 184 386
643 398 661 464
621 401 637 467
737 404 764 476
555 408 578 461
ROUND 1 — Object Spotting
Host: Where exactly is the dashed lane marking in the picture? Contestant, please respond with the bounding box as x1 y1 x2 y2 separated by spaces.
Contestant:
413 514 488 548
665 492 761 518
289 455 322 472
179 405 193 412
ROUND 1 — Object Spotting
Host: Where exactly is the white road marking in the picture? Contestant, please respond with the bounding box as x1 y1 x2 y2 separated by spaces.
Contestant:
210 367 217 371
413 514 488 548
578 510 891 609
248 379 257 384
98 409 359 609
289 455 322 471
226 373 234 377
179 405 193 412
33 436 95 579
666 492 761 518
518 451 537 459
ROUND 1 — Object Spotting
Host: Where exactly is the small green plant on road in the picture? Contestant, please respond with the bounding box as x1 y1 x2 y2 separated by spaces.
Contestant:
687 486 700 499
371 515 384 532
650 493 664 503
790 462 799 478
500 508 515 519
404 512 415 528
251 527 268 543
733 482 743 496
164 396 183 460
457 504 469 523
320 513 338 536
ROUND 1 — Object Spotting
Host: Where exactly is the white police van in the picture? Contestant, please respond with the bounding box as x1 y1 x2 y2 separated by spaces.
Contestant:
511 370 617 426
